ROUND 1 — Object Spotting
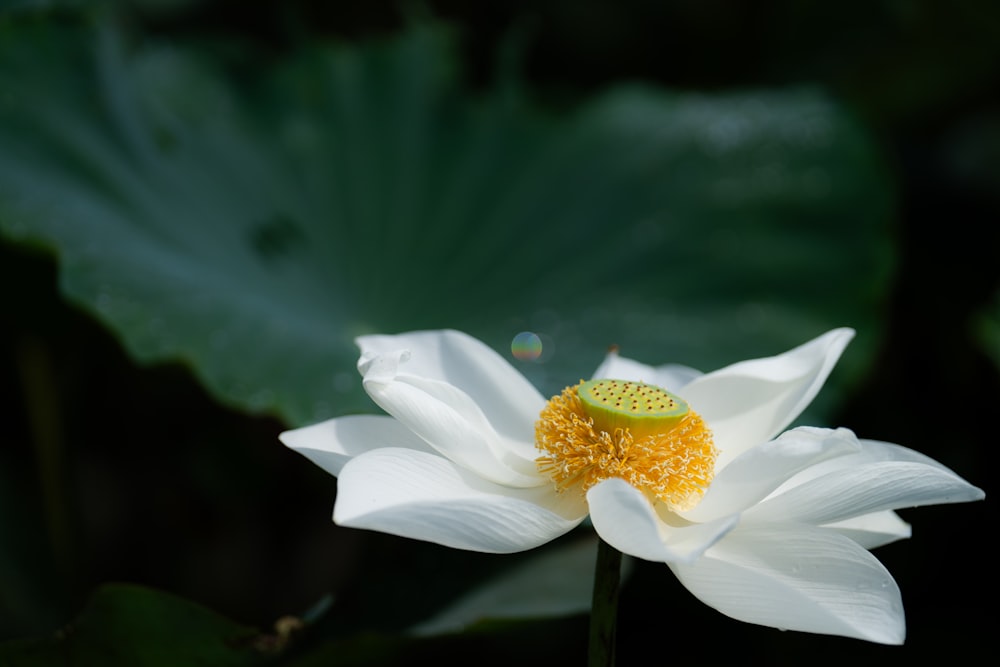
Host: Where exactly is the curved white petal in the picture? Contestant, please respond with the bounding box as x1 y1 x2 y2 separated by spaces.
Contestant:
591 349 702 390
745 458 985 526
853 439 961 470
360 347 543 487
357 329 546 442
669 523 905 644
587 479 738 564
682 427 861 522
822 511 912 549
773 437 973 491
680 328 855 468
279 415 435 476
334 448 587 553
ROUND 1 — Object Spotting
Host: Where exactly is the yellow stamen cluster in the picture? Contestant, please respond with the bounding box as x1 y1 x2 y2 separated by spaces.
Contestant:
535 381 717 512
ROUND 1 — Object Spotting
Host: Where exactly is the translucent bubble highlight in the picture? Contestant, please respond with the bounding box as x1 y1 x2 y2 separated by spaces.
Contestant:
511 331 543 361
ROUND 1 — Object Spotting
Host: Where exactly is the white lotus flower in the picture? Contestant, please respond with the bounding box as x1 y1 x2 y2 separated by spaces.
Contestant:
281 328 984 644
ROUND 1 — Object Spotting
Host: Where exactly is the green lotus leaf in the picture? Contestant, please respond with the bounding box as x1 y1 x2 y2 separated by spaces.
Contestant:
0 583 265 666
0 17 894 426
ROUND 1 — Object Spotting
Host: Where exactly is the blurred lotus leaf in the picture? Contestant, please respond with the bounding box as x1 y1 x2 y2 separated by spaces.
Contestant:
0 583 265 666
408 536 629 637
0 16 894 427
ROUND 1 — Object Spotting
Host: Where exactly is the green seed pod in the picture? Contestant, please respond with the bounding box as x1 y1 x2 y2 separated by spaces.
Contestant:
577 378 689 438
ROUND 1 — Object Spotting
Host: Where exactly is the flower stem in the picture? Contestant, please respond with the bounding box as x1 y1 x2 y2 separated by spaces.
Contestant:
588 537 622 667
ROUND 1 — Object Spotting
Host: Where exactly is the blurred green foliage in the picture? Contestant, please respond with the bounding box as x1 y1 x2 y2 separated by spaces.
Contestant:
0 542 606 667
1 584 265 667
0 8 893 428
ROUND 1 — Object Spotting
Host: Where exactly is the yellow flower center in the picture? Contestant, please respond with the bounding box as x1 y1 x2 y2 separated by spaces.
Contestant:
535 379 717 512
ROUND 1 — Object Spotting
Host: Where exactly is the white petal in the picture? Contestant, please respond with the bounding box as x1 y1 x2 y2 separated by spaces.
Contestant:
360 347 543 487
680 328 855 468
669 523 905 644
279 415 434 477
357 329 546 441
745 457 985 526
587 479 738 564
334 448 586 553
774 437 971 489
591 348 702 390
767 443 927 549
840 438 976 475
683 427 861 522
823 511 912 549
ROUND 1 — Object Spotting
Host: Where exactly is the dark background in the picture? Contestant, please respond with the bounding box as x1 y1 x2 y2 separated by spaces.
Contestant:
2 1 997 664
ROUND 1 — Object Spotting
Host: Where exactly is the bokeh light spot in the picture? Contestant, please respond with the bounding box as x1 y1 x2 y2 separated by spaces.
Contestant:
511 331 543 361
